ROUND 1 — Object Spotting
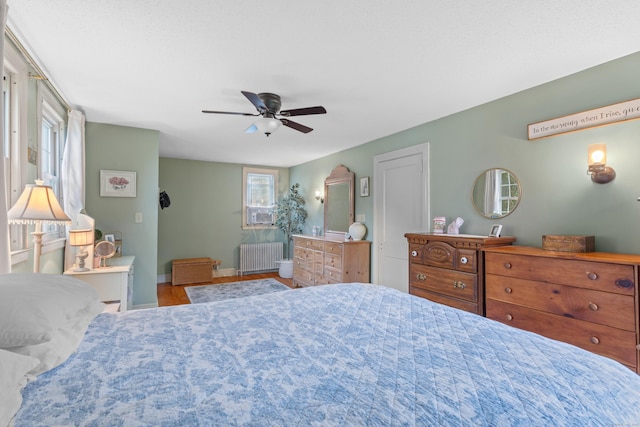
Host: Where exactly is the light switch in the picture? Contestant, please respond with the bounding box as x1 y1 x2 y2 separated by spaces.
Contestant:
135 212 143 223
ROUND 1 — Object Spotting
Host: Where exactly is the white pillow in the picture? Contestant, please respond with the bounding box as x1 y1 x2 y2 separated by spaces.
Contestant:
9 300 105 376
0 273 102 348
0 349 38 427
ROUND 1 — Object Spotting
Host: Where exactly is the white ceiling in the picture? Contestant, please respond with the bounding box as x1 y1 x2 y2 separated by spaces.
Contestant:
7 1 640 167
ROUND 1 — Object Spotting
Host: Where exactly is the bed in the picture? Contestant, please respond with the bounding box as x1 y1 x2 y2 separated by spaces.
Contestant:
4 274 640 426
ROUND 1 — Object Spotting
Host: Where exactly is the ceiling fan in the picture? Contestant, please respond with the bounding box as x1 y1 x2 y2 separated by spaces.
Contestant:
202 91 326 136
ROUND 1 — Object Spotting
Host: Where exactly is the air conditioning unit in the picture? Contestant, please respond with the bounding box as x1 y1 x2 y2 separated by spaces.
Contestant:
247 206 274 225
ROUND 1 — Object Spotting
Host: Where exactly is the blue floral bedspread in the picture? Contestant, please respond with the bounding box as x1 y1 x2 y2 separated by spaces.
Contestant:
15 283 640 426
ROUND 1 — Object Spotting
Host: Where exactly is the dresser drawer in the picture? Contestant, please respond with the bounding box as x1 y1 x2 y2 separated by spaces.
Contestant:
293 264 314 286
410 287 478 314
409 243 424 264
486 274 636 331
423 241 456 269
295 237 324 251
486 299 637 369
324 266 343 283
325 253 343 269
410 264 477 303
485 253 635 295
324 241 343 256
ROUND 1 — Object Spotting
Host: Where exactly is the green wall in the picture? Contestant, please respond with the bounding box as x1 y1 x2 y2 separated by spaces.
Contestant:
157 158 289 275
291 51 640 255
85 123 159 307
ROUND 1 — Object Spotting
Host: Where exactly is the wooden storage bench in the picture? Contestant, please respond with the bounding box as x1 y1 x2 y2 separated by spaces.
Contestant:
172 257 220 286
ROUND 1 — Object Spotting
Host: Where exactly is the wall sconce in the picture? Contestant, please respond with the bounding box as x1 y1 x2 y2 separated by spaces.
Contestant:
314 188 324 203
587 143 616 184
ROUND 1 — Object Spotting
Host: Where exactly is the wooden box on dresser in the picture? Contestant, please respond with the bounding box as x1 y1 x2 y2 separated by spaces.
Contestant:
484 246 640 373
293 235 371 287
405 233 516 315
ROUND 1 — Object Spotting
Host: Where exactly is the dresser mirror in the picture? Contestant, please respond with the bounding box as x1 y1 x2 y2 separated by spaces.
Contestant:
472 168 521 219
324 164 355 240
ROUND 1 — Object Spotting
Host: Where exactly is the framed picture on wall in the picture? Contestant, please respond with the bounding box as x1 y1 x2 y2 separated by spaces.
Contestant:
100 170 137 197
360 177 370 197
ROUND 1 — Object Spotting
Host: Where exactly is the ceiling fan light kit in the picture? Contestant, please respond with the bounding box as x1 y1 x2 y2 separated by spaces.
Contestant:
203 91 326 136
249 117 282 137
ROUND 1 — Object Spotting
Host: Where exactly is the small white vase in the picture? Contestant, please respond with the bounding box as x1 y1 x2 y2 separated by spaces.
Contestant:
348 222 367 240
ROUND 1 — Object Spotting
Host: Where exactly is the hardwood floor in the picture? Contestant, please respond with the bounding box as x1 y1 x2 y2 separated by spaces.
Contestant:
157 272 294 307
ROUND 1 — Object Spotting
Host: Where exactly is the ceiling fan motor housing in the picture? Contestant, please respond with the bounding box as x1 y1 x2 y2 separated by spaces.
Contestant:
258 93 282 115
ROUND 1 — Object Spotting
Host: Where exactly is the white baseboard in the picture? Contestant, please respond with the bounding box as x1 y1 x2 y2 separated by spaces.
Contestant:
132 302 159 310
157 274 170 284
213 268 237 277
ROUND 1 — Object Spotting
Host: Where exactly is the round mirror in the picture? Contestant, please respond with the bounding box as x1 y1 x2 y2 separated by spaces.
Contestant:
472 168 521 218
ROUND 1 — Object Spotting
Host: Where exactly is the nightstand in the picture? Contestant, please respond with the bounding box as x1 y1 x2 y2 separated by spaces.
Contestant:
64 256 135 312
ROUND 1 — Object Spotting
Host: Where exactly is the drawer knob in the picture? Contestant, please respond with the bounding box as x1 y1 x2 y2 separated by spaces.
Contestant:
590 336 600 345
615 279 634 289
588 302 599 311
453 281 466 290
416 273 427 281
505 314 513 321
504 262 512 269
504 287 512 294
460 256 468 264
411 250 418 257
587 272 598 280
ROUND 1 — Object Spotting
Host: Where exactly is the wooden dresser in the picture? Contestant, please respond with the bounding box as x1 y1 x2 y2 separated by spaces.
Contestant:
405 233 516 315
484 246 640 373
292 235 371 287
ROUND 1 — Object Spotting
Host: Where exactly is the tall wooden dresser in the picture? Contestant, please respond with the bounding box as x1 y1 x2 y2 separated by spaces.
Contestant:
405 233 515 315
292 235 371 288
484 246 640 373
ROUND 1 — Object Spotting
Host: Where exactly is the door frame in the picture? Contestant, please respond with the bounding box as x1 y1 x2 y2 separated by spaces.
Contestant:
372 143 430 284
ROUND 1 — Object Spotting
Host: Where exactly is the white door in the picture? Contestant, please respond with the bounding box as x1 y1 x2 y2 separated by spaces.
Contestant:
373 143 429 292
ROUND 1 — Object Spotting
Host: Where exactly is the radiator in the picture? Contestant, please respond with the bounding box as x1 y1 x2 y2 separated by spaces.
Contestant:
239 242 283 275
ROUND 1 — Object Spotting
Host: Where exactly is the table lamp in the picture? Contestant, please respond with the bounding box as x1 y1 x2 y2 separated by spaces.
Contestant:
7 180 71 272
68 229 94 271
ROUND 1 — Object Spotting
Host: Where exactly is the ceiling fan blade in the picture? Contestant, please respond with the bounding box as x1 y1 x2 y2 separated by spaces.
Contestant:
245 123 258 133
279 106 327 117
202 110 258 116
281 119 313 134
241 91 268 113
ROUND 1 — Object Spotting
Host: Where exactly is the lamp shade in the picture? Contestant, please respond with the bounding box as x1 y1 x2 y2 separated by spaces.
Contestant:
69 229 94 247
7 181 70 225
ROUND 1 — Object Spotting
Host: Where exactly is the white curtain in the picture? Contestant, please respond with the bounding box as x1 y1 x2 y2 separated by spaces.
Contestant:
483 169 501 217
61 110 86 270
0 0 10 274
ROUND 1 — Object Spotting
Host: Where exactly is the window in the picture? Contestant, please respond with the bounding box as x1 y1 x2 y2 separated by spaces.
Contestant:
242 167 278 228
3 42 27 252
499 170 519 215
37 91 66 237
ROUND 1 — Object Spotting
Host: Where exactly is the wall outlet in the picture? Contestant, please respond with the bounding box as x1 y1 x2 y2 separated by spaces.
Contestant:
135 212 143 223
356 214 365 222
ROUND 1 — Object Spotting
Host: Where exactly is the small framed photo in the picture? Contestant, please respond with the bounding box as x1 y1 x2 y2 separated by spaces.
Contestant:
489 224 503 237
104 234 115 243
100 170 137 197
360 177 370 197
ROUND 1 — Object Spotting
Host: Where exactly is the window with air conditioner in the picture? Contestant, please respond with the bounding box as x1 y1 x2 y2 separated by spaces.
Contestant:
242 167 278 228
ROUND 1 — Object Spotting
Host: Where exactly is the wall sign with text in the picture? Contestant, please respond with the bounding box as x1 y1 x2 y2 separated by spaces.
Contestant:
528 98 640 140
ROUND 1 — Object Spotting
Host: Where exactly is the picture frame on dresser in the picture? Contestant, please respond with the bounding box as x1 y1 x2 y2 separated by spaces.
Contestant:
489 224 502 237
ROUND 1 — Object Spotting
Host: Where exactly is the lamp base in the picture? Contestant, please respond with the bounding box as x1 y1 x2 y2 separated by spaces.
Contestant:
74 251 90 272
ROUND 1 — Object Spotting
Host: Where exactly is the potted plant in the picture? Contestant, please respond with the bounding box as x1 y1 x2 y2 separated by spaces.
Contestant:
274 183 308 278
